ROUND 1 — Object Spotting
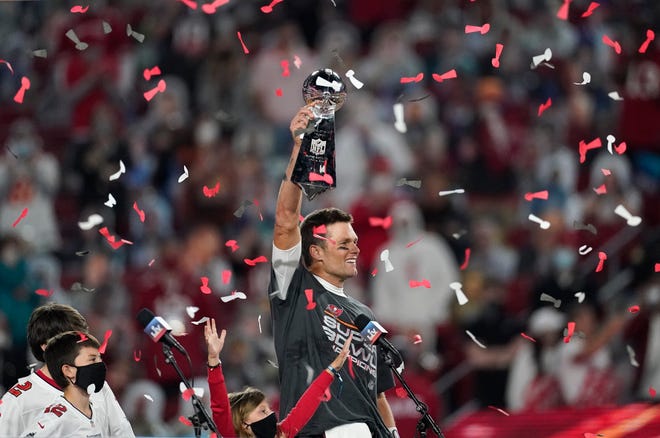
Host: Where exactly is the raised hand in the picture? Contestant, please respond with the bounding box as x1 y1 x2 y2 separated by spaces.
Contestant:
204 318 226 366
329 333 353 371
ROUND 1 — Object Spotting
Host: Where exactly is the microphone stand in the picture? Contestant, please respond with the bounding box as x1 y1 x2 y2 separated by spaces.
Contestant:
162 344 220 437
382 350 445 438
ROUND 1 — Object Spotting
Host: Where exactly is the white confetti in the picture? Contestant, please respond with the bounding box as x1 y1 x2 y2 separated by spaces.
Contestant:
191 317 209 326
466 330 487 349
574 291 586 303
104 193 116 208
144 394 154 402
380 249 394 272
528 213 551 230
258 314 262 334
267 360 279 369
77 214 103 231
393 103 407 133
293 55 302 69
315 76 342 92
627 345 639 368
108 160 125 181
450 282 468 305
573 71 591 85
608 91 624 101
32 49 47 58
102 21 112 34
177 165 189 183
614 204 642 227
345 69 364 89
186 306 199 318
438 189 465 196
531 48 552 68
540 293 562 308
220 291 247 302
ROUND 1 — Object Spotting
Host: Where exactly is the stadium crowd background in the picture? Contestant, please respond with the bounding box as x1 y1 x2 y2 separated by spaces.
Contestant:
0 0 659 435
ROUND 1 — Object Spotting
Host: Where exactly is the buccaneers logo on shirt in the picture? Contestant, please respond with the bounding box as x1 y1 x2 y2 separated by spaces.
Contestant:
325 304 343 318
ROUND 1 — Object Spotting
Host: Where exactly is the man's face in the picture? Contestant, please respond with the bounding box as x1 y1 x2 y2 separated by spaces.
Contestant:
312 222 359 286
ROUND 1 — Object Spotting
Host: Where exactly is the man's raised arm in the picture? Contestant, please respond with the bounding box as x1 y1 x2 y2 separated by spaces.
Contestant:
274 105 314 250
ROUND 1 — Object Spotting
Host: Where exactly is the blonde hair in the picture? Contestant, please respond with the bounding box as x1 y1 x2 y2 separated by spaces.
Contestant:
229 387 266 437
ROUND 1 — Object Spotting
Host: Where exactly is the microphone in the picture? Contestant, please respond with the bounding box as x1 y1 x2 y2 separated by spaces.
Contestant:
137 308 187 355
354 314 403 366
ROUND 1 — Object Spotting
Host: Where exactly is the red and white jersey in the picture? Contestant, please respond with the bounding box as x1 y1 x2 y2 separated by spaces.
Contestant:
21 395 109 438
0 369 133 438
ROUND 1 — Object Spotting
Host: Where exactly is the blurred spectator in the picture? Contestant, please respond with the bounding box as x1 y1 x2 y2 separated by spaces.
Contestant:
467 215 519 284
506 307 565 412
371 199 460 352
0 119 61 255
557 301 626 407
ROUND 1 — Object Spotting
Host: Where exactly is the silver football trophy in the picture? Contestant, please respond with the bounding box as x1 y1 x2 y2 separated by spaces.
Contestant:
291 68 347 200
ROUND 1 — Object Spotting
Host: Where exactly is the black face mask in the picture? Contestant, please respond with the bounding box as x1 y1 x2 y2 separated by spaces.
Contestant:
248 412 278 438
71 362 106 394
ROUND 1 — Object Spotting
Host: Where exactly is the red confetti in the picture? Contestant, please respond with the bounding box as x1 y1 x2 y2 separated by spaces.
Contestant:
406 237 422 248
12 208 28 227
639 29 655 54
579 137 602 163
35 289 53 297
98 227 132 250
321 387 332 401
465 23 490 34
275 88 283 97
593 184 607 195
260 0 283 14
244 255 268 266
222 270 232 284
563 321 576 343
650 387 657 398
309 172 333 184
400 73 424 84
13 76 30 104
595 251 607 272
98 330 112 354
314 234 336 245
70 5 89 13
556 0 571 20
280 59 290 77
521 332 537 343
0 59 14 75
395 387 407 398
431 69 458 83
602 168 612 176
628 305 640 313
144 79 166 102
313 225 327 235
143 66 161 81
412 334 423 344
602 34 622 54
655 263 660 272
225 239 239 252
524 190 549 201
179 416 193 427
77 332 88 343
581 2 600 17
200 277 212 295
203 182 220 197
614 141 627 155
304 288 316 310
371 268 378 277
201 0 230 14
178 0 197 9
133 202 145 222
368 216 393 229
133 350 142 362
537 98 552 117
488 406 510 416
236 31 249 54
460 248 471 270
409 279 431 288
491 43 503 68
181 388 195 401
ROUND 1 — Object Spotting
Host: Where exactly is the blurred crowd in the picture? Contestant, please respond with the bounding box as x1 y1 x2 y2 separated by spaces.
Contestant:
1 0 659 435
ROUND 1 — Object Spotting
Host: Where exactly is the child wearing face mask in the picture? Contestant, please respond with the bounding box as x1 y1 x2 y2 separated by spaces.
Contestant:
21 331 110 437
205 318 352 438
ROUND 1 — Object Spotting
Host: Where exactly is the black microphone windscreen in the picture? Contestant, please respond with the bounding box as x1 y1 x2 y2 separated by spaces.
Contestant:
136 308 155 328
354 314 371 331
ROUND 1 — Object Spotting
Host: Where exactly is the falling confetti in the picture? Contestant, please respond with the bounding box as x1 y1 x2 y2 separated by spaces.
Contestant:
466 330 487 349
98 330 112 354
540 293 562 308
465 24 490 34
593 184 607 195
614 204 642 226
581 2 600 17
602 34 622 54
98 227 132 250
65 29 88 50
260 0 284 13
0 59 14 75
13 76 30 103
524 190 549 201
438 188 465 196
134 350 141 362
595 251 607 272
258 315 262 333
537 98 552 117
104 193 117 207
236 31 250 54
143 66 161 81
144 79 166 101
574 72 592 85
108 160 126 181
574 221 598 235
431 69 458 82
563 321 576 343
345 70 364 89
556 0 571 20
639 29 655 53
133 202 145 222
202 0 230 14
488 406 511 416
225 240 239 252
450 281 469 305
222 270 232 284
203 182 221 197
78 213 103 230
532 48 552 68
368 216 392 229
396 178 422 189
409 279 431 288
491 43 503 68
520 333 536 342
400 73 424 83
304 288 316 310
578 245 593 255
574 292 586 303
627 345 640 367
12 208 28 227
608 91 624 101
244 255 268 266
460 248 471 270
528 214 551 230
186 307 199 318
126 24 145 42
35 289 54 297
380 249 394 272
412 334 423 344
70 5 90 13
200 277 212 295
309 172 333 184
393 102 407 133
177 165 189 183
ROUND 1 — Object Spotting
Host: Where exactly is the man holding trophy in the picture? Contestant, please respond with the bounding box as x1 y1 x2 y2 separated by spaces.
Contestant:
268 68 399 437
